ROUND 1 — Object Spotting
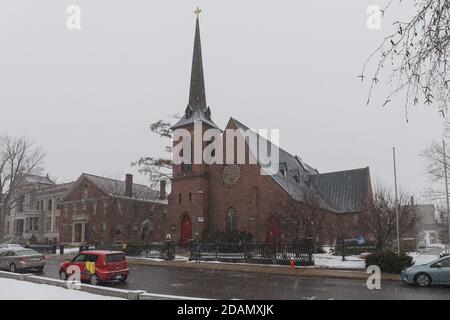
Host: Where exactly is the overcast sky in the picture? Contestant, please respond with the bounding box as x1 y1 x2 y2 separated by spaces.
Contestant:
0 1 445 201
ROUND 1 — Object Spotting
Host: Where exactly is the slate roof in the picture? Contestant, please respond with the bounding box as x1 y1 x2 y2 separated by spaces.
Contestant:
310 168 371 213
21 174 54 185
232 118 371 213
76 173 166 204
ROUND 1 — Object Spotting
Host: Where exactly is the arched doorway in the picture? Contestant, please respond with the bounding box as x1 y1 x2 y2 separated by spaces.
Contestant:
266 216 281 243
180 215 192 246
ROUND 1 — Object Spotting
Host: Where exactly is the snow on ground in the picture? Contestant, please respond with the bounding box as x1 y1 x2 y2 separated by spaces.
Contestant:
58 247 81 255
313 253 366 269
0 278 123 300
409 252 439 266
130 255 189 262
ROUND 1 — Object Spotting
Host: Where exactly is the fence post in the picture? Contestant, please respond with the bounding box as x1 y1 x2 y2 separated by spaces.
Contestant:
243 243 248 262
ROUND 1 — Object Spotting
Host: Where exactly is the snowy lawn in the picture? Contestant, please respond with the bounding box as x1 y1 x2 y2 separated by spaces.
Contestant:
313 253 365 269
0 278 124 300
58 247 82 255
409 252 440 266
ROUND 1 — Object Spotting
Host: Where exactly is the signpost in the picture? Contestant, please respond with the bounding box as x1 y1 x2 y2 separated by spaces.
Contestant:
341 236 366 261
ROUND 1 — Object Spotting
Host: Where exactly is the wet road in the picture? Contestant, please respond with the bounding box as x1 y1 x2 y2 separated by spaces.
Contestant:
41 256 450 300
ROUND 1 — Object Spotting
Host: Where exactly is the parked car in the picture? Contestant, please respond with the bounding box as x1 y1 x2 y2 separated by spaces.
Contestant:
0 243 24 250
59 251 129 285
401 256 450 287
0 248 46 273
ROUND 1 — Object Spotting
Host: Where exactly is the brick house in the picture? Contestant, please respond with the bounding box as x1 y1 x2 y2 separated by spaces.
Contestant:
59 173 168 245
167 15 373 246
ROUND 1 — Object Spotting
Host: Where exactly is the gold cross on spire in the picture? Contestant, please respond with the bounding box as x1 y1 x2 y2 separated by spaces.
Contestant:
194 6 202 18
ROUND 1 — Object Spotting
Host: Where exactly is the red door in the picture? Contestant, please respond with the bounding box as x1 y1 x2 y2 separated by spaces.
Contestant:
181 215 192 246
266 216 281 243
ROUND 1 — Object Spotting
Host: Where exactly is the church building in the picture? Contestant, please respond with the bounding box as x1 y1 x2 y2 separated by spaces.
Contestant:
168 10 372 246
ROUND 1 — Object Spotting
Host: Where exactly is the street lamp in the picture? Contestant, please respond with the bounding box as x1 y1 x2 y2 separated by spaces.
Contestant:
442 140 450 253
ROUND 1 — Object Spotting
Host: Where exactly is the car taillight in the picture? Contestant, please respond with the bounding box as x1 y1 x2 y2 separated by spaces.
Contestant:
41 255 46 261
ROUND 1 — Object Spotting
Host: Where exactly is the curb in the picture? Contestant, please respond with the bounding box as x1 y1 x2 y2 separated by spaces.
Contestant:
126 258 402 282
0 270 208 300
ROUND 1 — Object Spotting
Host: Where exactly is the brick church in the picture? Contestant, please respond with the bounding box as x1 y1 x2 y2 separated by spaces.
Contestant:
168 12 372 246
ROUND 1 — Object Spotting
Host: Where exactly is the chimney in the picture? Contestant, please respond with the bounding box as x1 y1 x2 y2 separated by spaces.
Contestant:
159 180 166 200
411 196 414 205
125 174 133 197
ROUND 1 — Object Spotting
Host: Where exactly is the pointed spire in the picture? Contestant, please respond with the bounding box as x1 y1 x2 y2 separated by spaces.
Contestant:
172 8 221 131
188 9 206 111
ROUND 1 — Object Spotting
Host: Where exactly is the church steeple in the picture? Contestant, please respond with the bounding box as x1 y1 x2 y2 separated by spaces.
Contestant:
172 7 221 131
189 8 206 111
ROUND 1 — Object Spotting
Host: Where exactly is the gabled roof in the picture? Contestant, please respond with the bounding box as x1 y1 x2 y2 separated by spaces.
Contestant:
65 173 167 204
310 167 371 213
21 174 54 185
231 117 371 213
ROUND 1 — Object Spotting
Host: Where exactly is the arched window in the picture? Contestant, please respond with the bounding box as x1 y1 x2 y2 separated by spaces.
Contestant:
226 208 236 233
189 192 192 203
178 193 182 204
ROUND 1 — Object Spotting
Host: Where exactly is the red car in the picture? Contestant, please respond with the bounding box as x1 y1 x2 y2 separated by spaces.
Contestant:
59 250 129 285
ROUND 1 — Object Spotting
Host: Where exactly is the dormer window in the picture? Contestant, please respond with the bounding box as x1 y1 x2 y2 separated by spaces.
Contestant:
279 162 287 178
205 107 211 120
292 169 301 183
185 105 193 119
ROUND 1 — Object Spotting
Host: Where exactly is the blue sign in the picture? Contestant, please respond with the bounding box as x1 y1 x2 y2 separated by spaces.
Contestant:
356 236 366 246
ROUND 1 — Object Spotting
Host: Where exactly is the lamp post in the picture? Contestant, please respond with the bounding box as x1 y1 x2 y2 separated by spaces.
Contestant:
393 147 401 256
442 140 450 252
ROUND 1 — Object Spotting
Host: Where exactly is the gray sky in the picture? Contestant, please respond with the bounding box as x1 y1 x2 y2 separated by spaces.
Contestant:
0 1 445 200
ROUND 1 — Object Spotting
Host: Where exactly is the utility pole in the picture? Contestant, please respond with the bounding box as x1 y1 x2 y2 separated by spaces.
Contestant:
393 147 401 256
443 140 450 252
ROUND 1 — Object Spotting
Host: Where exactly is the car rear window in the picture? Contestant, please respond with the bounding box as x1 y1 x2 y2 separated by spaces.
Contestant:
16 249 40 256
106 253 125 263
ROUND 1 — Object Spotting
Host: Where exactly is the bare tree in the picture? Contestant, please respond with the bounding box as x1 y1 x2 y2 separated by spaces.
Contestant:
359 182 420 251
362 0 450 119
0 135 46 241
132 116 179 189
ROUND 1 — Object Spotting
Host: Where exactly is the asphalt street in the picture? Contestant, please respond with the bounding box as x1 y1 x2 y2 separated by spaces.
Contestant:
41 256 450 300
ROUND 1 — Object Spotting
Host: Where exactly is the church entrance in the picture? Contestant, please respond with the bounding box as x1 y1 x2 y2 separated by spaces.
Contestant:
180 215 192 246
266 216 281 243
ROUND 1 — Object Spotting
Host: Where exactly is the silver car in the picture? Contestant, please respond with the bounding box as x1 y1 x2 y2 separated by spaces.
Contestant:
401 255 450 287
0 244 24 250
0 248 46 273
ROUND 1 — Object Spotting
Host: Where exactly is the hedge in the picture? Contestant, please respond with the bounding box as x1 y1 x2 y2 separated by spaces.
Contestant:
365 250 413 274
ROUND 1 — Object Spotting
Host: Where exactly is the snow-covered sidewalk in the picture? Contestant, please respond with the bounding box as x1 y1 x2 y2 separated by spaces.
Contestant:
313 253 365 269
0 278 123 300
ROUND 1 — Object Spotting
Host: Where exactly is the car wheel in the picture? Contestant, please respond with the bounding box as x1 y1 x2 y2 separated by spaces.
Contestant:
9 263 17 273
36 266 44 273
90 274 101 286
120 275 128 283
415 273 432 287
59 271 67 281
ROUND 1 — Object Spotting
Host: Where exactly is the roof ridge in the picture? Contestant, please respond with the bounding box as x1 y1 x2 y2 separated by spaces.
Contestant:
313 167 369 176
81 173 153 189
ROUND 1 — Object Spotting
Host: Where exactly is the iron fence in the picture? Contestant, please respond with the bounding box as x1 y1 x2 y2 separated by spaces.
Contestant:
188 240 315 266
94 242 175 260
25 244 57 254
